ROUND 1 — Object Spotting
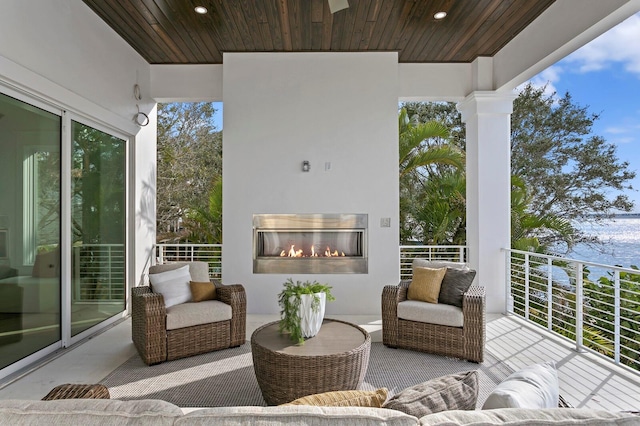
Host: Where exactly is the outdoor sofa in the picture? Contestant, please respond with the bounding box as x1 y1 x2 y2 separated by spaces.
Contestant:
2 364 638 425
0 399 637 425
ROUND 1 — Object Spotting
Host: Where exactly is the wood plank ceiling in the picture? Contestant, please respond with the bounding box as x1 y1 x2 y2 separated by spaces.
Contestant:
82 0 556 64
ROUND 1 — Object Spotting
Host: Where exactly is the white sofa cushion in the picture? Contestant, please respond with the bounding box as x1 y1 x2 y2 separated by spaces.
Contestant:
0 398 181 426
397 300 464 328
166 300 232 330
176 406 420 426
420 408 639 425
482 362 559 409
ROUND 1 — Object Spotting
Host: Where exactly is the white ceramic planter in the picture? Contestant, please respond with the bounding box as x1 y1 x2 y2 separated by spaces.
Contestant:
296 292 326 338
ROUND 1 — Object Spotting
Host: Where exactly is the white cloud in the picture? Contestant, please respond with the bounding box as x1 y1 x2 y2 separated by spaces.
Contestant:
612 137 635 144
563 13 640 76
605 126 629 135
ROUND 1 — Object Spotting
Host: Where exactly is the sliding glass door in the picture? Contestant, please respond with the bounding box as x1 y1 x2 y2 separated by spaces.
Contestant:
0 92 61 370
0 89 128 374
71 121 126 336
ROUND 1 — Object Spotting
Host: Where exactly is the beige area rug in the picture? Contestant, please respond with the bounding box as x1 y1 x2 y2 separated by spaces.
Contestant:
100 342 512 408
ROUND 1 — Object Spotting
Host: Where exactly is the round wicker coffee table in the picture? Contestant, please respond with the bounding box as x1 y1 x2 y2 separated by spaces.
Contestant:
251 318 371 405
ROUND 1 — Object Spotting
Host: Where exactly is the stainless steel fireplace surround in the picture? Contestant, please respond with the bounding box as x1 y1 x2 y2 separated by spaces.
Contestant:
253 214 368 274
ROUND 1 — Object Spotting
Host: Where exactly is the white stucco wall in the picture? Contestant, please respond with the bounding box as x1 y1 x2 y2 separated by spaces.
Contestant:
0 0 156 300
222 52 399 315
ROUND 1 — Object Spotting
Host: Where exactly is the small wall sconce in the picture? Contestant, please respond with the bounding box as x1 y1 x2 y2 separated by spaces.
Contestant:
302 161 310 172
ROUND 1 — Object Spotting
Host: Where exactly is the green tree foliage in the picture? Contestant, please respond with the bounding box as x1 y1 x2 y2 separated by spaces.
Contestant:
512 84 635 236
157 103 222 242
184 177 223 244
398 107 465 243
412 170 466 245
401 86 635 250
511 175 577 253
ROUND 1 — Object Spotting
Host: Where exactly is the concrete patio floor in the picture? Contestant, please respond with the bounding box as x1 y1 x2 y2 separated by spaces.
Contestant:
0 314 639 412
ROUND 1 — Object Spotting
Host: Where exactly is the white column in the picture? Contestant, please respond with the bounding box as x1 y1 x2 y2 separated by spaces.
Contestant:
458 92 515 313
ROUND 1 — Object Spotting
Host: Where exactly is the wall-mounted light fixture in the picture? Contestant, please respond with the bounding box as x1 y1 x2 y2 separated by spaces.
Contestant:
328 0 349 14
302 161 310 172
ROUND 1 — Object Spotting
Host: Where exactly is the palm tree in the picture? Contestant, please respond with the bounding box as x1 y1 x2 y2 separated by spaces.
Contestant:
398 108 466 243
398 108 464 176
511 175 577 252
413 170 466 245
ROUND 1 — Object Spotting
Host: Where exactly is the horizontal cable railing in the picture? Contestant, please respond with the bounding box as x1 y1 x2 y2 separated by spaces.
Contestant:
73 244 125 302
505 248 640 373
399 245 467 280
155 244 223 278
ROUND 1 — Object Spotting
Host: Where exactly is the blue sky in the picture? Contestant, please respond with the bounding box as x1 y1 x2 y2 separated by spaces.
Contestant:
526 12 640 213
211 13 640 212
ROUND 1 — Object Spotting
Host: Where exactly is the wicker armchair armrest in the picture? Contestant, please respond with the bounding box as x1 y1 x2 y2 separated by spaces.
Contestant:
131 286 167 365
462 285 486 362
214 281 247 347
381 280 411 347
42 384 110 400
462 285 485 312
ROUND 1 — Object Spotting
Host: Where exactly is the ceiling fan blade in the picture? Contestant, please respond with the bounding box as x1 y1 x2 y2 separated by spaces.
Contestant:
328 0 349 14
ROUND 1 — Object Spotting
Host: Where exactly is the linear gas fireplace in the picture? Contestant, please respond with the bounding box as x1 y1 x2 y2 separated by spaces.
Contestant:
253 214 368 274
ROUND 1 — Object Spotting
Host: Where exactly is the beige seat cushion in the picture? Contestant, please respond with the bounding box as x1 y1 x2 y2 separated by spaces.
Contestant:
166 300 232 330
397 300 463 328
149 262 210 283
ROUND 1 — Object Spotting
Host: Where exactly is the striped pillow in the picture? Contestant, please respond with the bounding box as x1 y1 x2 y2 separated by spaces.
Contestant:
383 371 478 417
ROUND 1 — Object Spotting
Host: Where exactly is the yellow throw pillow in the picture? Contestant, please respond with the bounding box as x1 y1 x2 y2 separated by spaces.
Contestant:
407 266 447 303
282 388 388 407
189 281 216 302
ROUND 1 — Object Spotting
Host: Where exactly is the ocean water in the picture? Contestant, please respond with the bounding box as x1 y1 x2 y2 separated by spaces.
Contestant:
567 217 640 269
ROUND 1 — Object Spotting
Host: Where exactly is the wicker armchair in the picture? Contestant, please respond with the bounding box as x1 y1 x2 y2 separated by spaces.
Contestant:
382 263 485 363
131 262 246 365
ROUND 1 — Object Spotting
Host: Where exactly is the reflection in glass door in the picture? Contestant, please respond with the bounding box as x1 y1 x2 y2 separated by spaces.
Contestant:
71 121 126 336
0 93 61 369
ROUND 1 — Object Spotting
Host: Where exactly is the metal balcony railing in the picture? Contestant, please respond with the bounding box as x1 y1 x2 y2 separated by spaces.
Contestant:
505 248 640 373
399 245 467 280
155 244 223 278
73 244 125 302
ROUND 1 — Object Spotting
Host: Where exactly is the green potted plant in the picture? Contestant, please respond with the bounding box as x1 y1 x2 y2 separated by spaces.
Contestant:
278 278 335 344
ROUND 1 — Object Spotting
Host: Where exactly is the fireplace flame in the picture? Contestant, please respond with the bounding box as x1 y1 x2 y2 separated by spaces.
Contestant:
280 244 346 258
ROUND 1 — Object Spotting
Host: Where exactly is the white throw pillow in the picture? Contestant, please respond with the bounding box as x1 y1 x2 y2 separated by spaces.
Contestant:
482 361 559 409
148 265 192 308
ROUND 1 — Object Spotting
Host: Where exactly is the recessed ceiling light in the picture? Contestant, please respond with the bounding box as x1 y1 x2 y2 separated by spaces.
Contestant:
194 6 208 14
434 11 447 20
